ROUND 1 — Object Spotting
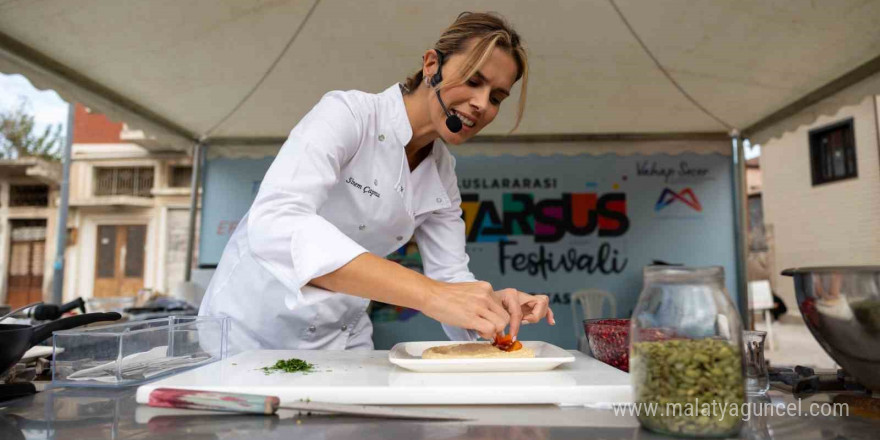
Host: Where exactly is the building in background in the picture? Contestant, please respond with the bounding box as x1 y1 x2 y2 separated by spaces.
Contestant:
760 95 880 314
746 158 771 282
0 158 61 308
59 104 195 302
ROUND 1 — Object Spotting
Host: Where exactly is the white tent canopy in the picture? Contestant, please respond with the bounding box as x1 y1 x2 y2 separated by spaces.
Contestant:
2 0 880 151
5 0 880 319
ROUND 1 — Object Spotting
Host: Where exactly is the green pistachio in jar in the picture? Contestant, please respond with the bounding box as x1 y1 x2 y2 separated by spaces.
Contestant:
631 339 745 437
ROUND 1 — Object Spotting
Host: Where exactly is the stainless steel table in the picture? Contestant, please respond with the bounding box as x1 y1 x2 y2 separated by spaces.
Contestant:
1 386 878 439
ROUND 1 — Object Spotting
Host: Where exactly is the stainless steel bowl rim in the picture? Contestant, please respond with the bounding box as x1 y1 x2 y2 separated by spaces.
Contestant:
782 266 880 275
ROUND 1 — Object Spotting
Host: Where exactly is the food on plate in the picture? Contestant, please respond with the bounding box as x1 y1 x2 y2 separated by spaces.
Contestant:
492 333 523 352
421 342 535 359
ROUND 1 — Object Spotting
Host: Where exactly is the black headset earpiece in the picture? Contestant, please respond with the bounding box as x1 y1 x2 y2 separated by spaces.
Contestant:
429 50 445 87
428 50 463 133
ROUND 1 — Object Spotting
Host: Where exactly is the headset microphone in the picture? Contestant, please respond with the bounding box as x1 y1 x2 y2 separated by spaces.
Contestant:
429 51 463 134
437 93 463 133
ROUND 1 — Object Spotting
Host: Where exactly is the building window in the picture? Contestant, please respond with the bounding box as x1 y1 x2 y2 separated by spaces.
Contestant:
809 119 857 185
169 165 193 188
9 185 49 207
94 167 154 197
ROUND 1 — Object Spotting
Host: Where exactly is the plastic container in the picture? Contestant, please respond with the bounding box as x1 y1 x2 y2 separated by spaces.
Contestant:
630 266 745 438
52 315 229 387
86 296 136 313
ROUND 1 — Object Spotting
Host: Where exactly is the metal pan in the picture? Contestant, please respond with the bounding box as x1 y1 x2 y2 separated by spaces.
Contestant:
782 266 880 392
0 312 121 377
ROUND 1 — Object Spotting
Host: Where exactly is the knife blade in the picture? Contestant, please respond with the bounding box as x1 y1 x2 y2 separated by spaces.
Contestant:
148 388 471 421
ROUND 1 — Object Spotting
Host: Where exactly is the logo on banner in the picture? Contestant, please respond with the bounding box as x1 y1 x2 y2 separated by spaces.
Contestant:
460 192 629 243
460 191 630 280
655 188 702 212
636 161 711 183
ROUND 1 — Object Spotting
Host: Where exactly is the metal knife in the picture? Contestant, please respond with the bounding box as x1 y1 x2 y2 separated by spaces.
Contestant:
147 388 471 421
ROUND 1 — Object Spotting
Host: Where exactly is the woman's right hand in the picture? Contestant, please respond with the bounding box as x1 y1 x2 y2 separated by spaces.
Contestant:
420 280 522 340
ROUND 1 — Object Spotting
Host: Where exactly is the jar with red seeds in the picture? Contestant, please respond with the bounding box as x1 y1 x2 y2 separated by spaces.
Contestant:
584 319 630 371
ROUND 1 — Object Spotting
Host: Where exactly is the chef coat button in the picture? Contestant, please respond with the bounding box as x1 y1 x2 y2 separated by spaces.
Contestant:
436 197 443 203
342 324 348 331
396 236 403 241
308 325 316 333
374 179 378 185
359 224 366 230
378 134 385 141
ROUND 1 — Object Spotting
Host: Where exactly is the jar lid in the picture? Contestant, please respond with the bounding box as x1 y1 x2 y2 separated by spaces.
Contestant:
643 265 724 283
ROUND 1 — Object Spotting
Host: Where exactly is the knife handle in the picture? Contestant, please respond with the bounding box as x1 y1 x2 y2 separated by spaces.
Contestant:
149 388 280 415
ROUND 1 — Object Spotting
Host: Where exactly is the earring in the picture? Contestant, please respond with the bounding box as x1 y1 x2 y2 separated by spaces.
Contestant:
425 77 430 86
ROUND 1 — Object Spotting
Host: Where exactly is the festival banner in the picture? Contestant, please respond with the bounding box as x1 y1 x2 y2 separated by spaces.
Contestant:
198 156 274 267
373 153 737 349
198 152 737 349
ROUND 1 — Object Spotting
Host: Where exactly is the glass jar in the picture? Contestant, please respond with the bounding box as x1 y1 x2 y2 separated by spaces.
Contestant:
630 266 745 437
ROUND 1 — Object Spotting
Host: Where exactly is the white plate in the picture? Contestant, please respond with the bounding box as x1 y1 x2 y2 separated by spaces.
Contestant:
388 341 575 373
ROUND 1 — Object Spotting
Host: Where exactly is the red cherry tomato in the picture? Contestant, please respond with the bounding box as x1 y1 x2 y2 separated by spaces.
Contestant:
492 334 521 352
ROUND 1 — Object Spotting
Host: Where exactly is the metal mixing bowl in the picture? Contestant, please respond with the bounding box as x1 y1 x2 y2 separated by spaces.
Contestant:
781 266 880 392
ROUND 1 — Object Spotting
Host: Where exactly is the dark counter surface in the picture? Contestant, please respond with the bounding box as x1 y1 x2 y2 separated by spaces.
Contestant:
3 385 879 439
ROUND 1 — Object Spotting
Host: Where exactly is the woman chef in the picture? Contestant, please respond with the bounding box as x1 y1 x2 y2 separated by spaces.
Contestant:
200 12 555 351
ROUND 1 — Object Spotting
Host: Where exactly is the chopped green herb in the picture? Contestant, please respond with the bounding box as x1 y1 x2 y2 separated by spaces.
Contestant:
261 358 315 374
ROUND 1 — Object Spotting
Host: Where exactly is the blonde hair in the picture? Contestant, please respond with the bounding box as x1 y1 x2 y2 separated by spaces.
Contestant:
403 12 529 132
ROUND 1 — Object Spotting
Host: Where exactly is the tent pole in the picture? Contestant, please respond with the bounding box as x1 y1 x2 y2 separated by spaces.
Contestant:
730 131 751 328
50 102 75 305
184 142 205 282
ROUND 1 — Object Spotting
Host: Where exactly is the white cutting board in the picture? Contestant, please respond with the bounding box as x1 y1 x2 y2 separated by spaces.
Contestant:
136 349 632 406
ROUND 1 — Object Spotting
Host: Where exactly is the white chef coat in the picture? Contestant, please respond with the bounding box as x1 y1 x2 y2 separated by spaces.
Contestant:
199 84 478 353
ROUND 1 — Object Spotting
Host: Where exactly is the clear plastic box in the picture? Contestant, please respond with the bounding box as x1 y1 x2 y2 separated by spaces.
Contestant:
85 296 136 313
52 316 229 387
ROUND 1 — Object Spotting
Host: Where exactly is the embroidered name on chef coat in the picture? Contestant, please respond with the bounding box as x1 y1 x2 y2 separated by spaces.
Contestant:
345 176 381 198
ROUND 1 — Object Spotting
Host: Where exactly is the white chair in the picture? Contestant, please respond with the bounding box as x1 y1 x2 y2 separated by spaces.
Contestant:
571 289 617 353
748 280 775 351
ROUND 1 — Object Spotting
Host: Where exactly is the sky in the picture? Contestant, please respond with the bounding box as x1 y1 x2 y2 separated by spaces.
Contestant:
0 72 69 137
0 71 762 159
743 139 760 160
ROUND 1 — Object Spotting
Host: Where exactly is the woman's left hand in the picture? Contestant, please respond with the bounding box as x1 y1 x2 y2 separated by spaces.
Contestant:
493 289 555 340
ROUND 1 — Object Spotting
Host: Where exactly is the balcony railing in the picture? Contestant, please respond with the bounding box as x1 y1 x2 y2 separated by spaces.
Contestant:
94 167 154 197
